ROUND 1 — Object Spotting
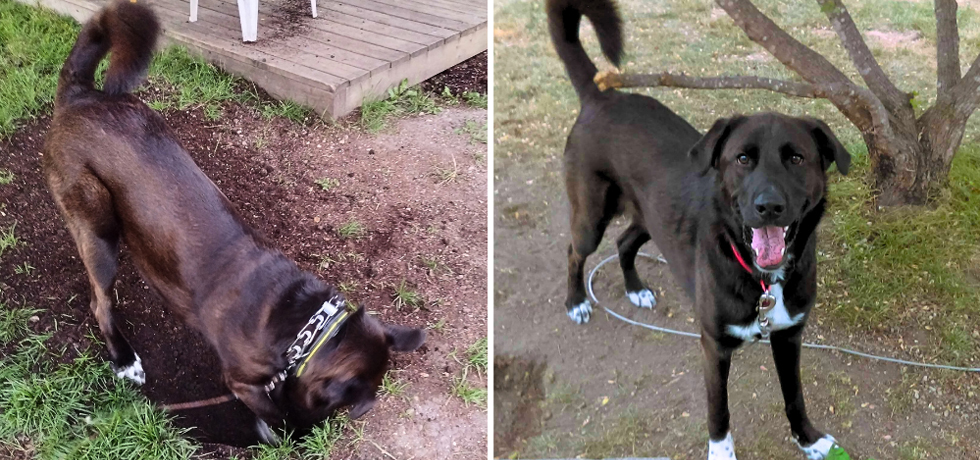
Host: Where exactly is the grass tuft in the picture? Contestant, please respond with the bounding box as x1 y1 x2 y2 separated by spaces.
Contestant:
450 367 487 407
315 177 340 191
379 371 409 398
455 119 487 144
0 222 20 258
337 220 366 239
0 169 14 185
392 280 422 310
463 91 487 109
361 79 440 132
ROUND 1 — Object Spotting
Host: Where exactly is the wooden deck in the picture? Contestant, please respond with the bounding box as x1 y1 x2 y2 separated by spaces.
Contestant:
23 0 487 117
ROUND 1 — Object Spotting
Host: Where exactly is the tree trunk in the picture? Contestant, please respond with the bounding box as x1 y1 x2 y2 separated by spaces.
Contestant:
869 112 966 206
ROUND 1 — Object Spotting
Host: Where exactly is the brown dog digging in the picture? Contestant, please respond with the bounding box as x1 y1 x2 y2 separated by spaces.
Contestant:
43 1 424 443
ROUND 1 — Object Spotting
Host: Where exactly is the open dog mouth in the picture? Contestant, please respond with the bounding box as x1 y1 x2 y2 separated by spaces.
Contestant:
744 223 798 269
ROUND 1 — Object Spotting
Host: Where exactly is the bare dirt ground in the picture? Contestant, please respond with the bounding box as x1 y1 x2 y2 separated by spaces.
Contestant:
493 162 980 460
0 75 487 458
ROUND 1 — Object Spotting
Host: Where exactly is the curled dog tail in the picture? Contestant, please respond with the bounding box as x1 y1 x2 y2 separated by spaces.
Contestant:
56 0 160 106
545 0 623 101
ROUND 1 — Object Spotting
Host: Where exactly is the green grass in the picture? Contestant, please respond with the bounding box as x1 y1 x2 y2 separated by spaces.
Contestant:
463 91 488 109
337 220 366 239
315 177 340 191
259 100 312 124
450 367 487 407
0 306 39 346
13 261 34 276
379 371 409 398
455 120 487 144
392 280 422 310
0 305 197 460
0 169 14 185
0 223 19 258
465 337 488 373
361 79 440 132
495 0 980 362
448 337 488 407
0 0 77 138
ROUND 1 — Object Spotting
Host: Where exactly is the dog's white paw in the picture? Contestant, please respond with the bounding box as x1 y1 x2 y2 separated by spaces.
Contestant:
708 431 736 459
256 419 281 445
567 301 592 324
794 434 837 460
114 353 145 385
626 288 656 309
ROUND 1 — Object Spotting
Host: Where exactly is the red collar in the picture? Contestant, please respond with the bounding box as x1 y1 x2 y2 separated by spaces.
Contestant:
729 242 770 294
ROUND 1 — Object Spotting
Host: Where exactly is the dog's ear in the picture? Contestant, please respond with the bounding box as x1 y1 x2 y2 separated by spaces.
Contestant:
384 324 426 352
799 117 851 175
689 116 743 175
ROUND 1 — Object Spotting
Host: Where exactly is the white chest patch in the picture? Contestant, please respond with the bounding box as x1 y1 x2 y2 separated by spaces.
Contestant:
725 284 804 341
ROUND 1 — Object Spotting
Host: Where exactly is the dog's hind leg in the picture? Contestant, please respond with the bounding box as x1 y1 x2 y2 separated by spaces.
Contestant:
616 222 655 308
770 328 837 459
565 174 620 324
51 174 144 384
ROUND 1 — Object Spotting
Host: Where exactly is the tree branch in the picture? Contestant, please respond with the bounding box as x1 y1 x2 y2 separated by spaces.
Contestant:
948 53 980 119
598 70 895 140
713 0 874 129
815 0 910 117
715 0 853 87
935 0 960 99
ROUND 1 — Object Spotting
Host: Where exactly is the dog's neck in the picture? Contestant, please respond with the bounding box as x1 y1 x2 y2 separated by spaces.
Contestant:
270 275 349 356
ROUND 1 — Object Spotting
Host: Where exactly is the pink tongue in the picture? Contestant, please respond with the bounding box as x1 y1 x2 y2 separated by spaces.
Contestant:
751 226 786 268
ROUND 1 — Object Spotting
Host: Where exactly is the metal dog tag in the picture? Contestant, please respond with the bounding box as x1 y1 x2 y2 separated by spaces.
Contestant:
757 293 776 313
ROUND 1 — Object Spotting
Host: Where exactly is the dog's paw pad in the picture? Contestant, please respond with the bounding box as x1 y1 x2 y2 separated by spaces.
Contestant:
707 432 736 460
256 419 281 445
114 353 145 385
567 301 592 324
626 289 656 309
794 434 837 460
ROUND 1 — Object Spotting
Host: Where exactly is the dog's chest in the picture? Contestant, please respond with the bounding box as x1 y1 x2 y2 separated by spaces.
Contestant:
725 283 804 341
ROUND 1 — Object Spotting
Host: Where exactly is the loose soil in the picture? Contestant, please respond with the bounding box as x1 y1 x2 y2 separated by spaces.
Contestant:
420 51 488 96
493 156 980 459
0 82 487 457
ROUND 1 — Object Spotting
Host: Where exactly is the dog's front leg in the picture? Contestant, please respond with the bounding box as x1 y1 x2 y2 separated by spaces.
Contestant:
770 327 837 459
701 333 737 460
226 378 287 444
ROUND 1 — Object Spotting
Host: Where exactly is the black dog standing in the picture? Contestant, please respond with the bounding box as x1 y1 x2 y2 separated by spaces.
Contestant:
547 0 851 458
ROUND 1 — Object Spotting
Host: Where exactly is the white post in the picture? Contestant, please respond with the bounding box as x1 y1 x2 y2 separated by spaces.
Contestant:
310 0 317 18
189 0 198 22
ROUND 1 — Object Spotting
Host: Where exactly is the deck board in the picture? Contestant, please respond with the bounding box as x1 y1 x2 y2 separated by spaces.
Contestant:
17 0 486 118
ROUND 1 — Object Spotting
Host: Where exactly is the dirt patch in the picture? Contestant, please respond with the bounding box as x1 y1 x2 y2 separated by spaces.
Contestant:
866 29 922 50
493 355 547 455
420 51 488 96
0 95 486 456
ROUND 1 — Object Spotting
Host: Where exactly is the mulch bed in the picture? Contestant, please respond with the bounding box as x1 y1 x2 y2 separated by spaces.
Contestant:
419 51 488 96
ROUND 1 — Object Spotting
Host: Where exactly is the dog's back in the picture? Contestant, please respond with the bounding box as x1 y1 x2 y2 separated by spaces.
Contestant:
43 2 279 320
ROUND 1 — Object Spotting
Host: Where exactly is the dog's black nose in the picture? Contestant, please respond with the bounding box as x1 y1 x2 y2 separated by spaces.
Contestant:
754 191 785 220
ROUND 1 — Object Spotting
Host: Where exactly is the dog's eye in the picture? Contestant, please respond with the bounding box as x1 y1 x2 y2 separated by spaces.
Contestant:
736 154 750 165
790 154 804 165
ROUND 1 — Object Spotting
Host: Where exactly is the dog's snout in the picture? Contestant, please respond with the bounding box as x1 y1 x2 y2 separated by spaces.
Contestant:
753 190 785 220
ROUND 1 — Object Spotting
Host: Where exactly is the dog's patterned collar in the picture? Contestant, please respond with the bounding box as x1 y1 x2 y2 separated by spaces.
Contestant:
264 296 353 393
